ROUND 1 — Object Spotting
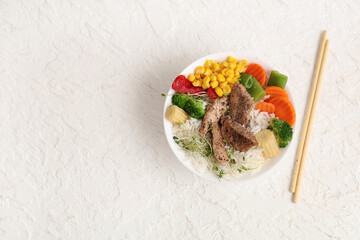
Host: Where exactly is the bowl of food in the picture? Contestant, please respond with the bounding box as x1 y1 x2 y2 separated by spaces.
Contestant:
163 52 296 182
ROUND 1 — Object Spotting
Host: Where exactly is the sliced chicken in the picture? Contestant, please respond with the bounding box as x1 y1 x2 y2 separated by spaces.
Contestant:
221 116 258 152
211 122 229 165
199 97 228 136
228 83 254 127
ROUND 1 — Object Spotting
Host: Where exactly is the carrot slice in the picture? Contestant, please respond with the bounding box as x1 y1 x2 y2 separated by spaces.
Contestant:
255 102 275 114
264 86 289 99
264 96 274 103
244 63 266 87
268 97 296 126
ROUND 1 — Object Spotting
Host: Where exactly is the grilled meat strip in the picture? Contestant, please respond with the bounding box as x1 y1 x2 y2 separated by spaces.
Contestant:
211 122 229 165
199 97 228 136
221 116 258 152
228 83 254 127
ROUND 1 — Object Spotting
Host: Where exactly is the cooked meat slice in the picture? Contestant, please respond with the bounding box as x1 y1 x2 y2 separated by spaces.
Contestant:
221 116 258 152
211 122 229 165
229 82 254 127
199 97 228 136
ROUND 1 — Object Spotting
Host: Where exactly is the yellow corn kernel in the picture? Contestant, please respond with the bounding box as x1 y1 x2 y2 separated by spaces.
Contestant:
229 62 237 69
222 85 231 95
204 68 212 76
195 73 201 79
220 68 228 76
217 74 225 82
188 73 195 82
238 66 247 73
210 81 219 88
227 56 238 63
203 76 210 84
210 75 217 82
204 60 212 68
235 65 247 74
195 66 205 74
211 63 220 72
192 80 201 87
237 60 248 67
225 68 234 77
228 83 234 89
220 82 228 89
214 87 224 97
229 76 238 84
226 76 234 83
202 82 211 89
235 72 240 78
220 61 229 69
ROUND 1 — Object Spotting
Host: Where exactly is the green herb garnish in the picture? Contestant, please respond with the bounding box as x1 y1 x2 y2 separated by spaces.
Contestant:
241 166 250 171
218 170 225 178
238 166 251 173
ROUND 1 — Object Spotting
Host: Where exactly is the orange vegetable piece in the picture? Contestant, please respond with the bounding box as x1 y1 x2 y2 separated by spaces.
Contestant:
264 96 273 103
268 97 296 126
255 102 275 114
244 63 266 87
264 86 289 99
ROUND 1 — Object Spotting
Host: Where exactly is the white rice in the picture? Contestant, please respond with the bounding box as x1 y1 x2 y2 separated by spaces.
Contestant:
172 107 276 180
248 109 276 135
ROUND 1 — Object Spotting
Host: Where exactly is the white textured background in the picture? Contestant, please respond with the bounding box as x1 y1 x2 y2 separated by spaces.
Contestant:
0 0 360 239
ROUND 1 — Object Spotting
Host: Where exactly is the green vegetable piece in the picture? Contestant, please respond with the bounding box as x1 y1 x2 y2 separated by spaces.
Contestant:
239 73 254 88
184 98 206 119
267 71 288 89
269 118 293 148
172 93 191 109
172 94 206 119
246 77 266 102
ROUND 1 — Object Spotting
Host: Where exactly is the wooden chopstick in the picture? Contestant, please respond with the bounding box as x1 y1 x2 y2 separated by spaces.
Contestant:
293 39 330 203
290 31 328 193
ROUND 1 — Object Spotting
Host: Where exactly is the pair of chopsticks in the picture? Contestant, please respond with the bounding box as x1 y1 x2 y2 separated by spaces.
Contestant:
290 31 330 203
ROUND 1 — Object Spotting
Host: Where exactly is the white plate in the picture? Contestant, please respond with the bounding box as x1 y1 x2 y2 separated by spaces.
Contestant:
163 52 295 182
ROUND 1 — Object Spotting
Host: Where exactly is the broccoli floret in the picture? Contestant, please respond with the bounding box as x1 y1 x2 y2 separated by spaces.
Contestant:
184 98 206 119
172 93 205 119
172 93 191 109
269 118 293 148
